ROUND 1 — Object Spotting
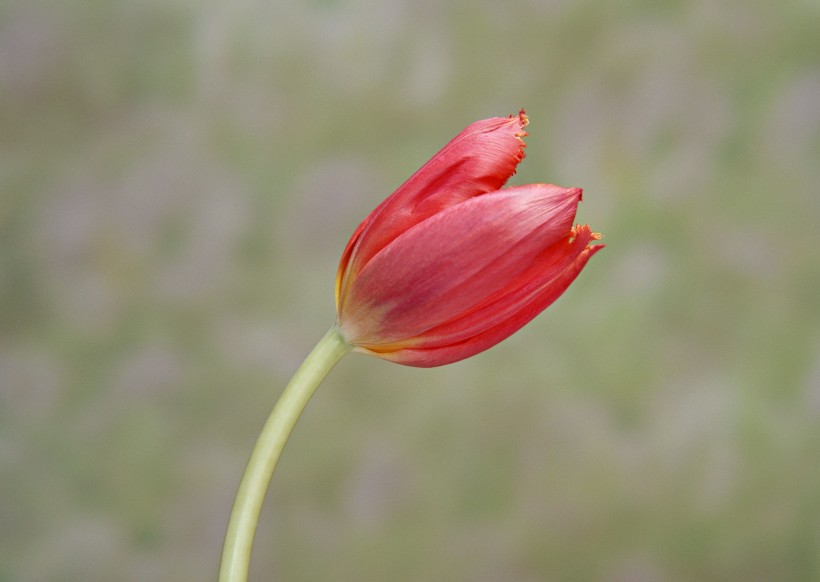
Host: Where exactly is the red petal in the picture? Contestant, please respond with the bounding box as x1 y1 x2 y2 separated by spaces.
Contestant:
339 184 582 345
399 226 600 349
336 112 529 309
366 229 604 367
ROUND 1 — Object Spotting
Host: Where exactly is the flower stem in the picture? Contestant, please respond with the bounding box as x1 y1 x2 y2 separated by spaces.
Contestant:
219 325 351 582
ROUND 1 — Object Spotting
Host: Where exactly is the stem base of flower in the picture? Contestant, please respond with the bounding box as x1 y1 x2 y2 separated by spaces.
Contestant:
219 326 351 582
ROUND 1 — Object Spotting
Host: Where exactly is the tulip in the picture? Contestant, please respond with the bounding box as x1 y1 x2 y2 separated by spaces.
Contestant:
220 111 603 582
335 110 603 367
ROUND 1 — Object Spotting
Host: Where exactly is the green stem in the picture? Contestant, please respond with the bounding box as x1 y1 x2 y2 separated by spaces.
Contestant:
219 326 351 582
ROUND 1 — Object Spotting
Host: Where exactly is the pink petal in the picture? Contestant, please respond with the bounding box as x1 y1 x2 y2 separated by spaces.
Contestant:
339 184 582 345
336 111 529 309
397 226 601 349
364 228 604 367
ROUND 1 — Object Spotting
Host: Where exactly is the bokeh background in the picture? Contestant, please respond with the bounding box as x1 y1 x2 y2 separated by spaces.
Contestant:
2 0 819 580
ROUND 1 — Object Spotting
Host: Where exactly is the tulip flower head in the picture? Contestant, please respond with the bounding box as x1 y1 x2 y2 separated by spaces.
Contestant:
335 111 603 367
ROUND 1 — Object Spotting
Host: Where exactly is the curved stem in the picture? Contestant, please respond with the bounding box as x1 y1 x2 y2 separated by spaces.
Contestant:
219 326 351 581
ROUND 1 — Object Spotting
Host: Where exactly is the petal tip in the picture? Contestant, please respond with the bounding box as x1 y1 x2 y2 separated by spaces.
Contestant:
509 110 529 164
570 224 605 246
514 110 529 142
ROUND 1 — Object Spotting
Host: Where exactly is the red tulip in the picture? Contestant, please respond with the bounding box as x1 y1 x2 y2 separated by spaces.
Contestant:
335 111 603 367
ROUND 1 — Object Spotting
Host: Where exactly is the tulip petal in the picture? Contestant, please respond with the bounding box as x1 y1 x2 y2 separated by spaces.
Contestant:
361 228 604 367
339 184 582 345
336 111 529 309
393 226 601 349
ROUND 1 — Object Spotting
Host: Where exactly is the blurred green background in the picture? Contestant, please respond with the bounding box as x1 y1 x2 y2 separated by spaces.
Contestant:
2 0 819 580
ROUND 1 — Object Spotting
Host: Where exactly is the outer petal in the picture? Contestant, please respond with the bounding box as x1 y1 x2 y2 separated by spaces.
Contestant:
390 226 602 350
362 227 604 367
336 111 528 310
338 184 582 346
